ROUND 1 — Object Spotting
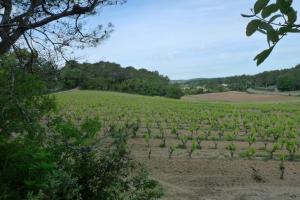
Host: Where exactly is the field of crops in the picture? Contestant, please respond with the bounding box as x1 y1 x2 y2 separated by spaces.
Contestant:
55 90 300 199
56 90 300 161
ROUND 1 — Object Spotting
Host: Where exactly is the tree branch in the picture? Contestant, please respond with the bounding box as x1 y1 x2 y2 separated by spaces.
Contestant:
0 0 12 25
0 0 121 55
29 1 99 29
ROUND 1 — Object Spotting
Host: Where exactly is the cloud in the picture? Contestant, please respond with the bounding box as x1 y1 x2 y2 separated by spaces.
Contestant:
75 0 300 79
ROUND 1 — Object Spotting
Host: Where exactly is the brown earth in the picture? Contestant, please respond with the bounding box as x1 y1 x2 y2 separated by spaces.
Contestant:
182 91 299 103
129 138 300 200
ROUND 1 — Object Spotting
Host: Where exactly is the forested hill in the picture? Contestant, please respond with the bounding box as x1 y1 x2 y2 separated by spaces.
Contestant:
182 64 300 92
59 60 183 98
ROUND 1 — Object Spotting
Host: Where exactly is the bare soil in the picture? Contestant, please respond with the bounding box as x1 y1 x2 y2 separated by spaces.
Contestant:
182 91 299 103
129 138 300 200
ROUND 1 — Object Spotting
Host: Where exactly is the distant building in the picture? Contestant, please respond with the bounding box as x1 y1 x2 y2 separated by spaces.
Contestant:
196 86 208 92
182 86 191 90
221 84 228 87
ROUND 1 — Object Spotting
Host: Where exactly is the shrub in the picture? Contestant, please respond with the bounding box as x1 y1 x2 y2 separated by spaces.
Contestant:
227 143 236 159
168 145 177 159
188 140 197 159
247 133 257 147
286 139 297 161
0 62 163 200
244 147 256 159
165 85 184 99
131 120 140 138
171 126 179 139
279 154 286 180
196 134 205 149
269 143 280 159
179 135 188 149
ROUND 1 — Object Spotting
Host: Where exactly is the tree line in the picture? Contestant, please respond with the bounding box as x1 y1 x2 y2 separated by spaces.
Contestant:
13 53 184 99
184 64 300 92
56 60 184 99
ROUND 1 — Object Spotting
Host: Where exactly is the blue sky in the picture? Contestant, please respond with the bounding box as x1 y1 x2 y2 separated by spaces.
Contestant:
75 0 300 80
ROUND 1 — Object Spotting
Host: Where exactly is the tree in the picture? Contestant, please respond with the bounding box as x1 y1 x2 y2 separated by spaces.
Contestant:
166 84 184 99
0 2 165 199
0 54 163 200
0 0 124 71
277 73 298 91
59 60 183 98
243 0 299 65
60 60 83 89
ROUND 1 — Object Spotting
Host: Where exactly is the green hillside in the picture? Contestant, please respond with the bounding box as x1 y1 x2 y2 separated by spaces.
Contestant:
180 64 300 93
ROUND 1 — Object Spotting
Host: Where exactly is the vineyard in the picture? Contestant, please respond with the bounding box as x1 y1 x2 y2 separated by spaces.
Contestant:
55 90 300 199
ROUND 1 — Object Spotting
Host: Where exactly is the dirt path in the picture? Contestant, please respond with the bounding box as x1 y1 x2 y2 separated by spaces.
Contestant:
182 91 299 103
129 138 300 200
136 157 300 200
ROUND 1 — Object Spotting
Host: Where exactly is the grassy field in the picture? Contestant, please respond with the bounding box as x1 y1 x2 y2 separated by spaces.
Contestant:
54 90 300 200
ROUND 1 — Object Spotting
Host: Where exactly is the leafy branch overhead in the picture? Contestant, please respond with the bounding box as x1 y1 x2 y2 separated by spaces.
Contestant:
0 0 125 71
242 0 299 66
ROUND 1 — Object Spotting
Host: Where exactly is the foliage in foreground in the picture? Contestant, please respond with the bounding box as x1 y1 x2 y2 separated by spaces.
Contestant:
243 0 300 65
0 118 163 200
0 55 163 200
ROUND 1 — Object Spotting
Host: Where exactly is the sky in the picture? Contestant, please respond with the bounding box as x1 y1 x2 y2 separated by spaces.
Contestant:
74 0 300 80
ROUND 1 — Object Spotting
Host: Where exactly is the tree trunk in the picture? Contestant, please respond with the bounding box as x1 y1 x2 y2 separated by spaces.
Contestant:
0 40 12 54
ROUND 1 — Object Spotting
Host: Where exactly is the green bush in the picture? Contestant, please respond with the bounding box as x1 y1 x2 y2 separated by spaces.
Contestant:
0 56 163 200
165 85 184 99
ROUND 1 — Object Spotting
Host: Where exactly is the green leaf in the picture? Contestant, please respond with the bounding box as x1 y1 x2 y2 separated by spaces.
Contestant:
290 28 300 33
287 8 297 24
259 21 274 32
268 14 282 23
278 0 293 15
241 13 255 18
254 0 270 14
254 46 274 66
257 28 267 34
261 4 279 18
276 0 292 12
267 29 279 43
278 26 291 35
246 19 261 36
